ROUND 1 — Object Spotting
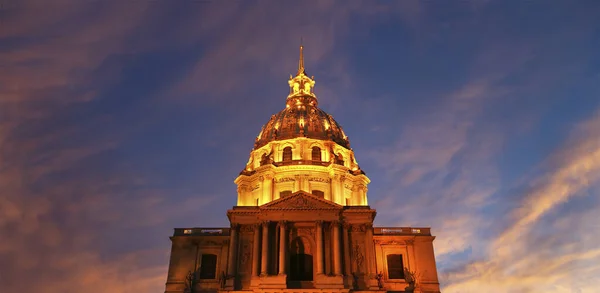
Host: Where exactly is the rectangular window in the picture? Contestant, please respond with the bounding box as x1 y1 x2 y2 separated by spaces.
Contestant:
199 254 217 279
387 254 405 279
312 190 324 198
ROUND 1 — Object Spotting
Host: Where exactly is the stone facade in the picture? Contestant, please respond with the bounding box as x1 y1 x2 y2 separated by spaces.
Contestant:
164 46 441 293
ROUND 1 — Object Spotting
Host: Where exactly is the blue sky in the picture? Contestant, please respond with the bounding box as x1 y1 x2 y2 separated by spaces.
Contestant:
1 1 599 292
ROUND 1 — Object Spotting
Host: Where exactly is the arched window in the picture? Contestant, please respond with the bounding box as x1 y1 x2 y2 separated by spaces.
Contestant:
280 190 292 198
282 147 292 162
386 254 405 279
311 146 321 161
312 190 324 198
335 153 345 165
199 254 218 279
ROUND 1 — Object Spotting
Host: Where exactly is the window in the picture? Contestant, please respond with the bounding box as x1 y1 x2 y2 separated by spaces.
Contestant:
335 153 344 165
311 146 321 161
199 254 217 279
280 190 292 198
282 147 292 161
312 190 324 198
387 254 405 279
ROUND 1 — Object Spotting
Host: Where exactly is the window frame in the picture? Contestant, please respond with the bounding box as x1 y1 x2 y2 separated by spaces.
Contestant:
311 146 321 161
282 146 293 162
198 253 218 280
386 254 405 280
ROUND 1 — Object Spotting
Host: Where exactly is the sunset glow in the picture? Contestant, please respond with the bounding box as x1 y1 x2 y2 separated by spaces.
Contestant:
1 1 599 293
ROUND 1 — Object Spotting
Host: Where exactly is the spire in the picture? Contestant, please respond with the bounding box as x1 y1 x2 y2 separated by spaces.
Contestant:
297 44 306 75
288 42 315 99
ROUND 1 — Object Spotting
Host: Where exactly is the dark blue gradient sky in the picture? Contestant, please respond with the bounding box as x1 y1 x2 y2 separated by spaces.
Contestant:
1 1 599 292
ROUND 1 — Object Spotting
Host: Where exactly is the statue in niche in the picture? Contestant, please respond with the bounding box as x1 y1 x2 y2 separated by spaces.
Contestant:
304 82 312 93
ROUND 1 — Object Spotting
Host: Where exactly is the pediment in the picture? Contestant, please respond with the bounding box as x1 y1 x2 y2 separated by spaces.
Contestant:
261 191 342 210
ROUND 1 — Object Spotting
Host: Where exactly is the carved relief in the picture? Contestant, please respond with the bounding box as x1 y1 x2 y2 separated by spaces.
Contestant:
240 225 255 233
351 225 366 232
240 242 251 266
353 242 365 270
308 177 331 183
275 177 295 183
374 240 403 246
291 196 317 209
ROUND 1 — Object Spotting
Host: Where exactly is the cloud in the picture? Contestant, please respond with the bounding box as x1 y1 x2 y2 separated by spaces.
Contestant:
440 110 600 293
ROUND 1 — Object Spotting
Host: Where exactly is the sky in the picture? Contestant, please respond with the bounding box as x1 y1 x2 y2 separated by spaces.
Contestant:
1 0 599 292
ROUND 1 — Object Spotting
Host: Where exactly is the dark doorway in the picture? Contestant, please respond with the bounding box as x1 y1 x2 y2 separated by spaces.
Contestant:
289 254 313 281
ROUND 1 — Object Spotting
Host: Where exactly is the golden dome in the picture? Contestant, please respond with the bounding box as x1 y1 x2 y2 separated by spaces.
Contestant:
254 45 350 150
254 96 350 149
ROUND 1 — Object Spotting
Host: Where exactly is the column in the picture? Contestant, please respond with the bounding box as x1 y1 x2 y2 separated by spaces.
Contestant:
278 221 287 275
342 223 351 275
315 220 324 275
331 175 339 204
301 174 310 191
260 221 270 276
263 174 273 202
364 223 376 277
252 223 261 276
332 221 342 275
294 175 301 192
227 223 239 276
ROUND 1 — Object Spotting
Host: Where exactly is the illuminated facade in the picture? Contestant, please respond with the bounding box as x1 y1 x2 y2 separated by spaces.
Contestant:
165 47 441 293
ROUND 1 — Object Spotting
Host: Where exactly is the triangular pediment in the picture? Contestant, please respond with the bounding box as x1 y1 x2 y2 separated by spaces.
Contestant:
261 191 342 210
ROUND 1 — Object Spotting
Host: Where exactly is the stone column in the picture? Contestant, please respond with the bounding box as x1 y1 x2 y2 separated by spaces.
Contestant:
331 175 340 204
252 223 261 276
301 174 310 192
342 223 351 275
260 221 270 276
278 221 287 275
364 223 376 277
332 221 343 275
315 220 324 275
294 175 301 192
227 223 239 276
263 174 273 202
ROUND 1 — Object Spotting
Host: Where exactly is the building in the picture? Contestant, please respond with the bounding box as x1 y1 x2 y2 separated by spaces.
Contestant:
164 46 441 293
